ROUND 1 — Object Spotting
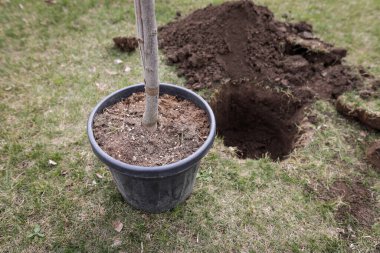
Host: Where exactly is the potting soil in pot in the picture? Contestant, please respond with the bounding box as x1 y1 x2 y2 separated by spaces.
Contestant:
93 92 210 166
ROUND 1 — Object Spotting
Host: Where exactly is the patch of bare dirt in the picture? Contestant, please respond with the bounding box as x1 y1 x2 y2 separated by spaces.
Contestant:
366 141 380 173
93 93 209 166
319 180 376 228
113 36 138 52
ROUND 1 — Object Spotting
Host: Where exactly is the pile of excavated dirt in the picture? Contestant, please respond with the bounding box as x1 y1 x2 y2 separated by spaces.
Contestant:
159 0 359 99
158 0 362 159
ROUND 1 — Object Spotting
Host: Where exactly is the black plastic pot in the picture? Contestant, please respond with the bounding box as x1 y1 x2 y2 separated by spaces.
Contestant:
87 83 216 213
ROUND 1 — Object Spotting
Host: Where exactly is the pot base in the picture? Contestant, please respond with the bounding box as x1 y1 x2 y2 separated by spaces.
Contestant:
110 161 199 213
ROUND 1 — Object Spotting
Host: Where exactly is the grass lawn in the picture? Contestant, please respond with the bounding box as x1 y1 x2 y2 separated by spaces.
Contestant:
1 0 379 252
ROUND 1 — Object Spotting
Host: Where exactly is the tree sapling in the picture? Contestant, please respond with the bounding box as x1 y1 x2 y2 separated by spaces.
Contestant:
134 0 159 131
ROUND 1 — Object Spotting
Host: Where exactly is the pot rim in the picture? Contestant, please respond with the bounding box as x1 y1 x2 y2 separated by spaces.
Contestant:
87 83 216 177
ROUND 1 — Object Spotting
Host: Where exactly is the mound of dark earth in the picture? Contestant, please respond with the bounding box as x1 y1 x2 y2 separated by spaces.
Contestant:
159 0 359 99
159 0 362 159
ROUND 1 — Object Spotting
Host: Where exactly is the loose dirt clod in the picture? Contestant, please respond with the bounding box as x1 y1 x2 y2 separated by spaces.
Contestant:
93 93 209 167
159 0 362 159
113 36 139 52
366 141 380 173
336 98 380 130
336 81 380 130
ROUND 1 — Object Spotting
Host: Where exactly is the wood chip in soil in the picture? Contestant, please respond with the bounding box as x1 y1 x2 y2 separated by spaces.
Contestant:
93 92 209 167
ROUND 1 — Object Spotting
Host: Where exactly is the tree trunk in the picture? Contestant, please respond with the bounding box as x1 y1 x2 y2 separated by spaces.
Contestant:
134 0 159 131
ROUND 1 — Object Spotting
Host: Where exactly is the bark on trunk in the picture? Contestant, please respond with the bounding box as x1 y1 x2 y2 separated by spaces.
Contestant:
134 0 159 131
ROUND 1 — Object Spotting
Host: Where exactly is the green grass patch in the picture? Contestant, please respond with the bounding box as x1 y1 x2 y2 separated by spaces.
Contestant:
0 0 379 252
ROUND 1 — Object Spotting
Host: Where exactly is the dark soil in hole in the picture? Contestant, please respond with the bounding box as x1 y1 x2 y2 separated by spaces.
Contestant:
212 82 305 159
318 180 376 229
113 36 138 52
93 93 209 167
158 0 364 159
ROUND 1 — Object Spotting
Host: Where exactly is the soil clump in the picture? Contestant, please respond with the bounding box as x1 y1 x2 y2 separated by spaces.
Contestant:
336 79 380 130
113 36 138 52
